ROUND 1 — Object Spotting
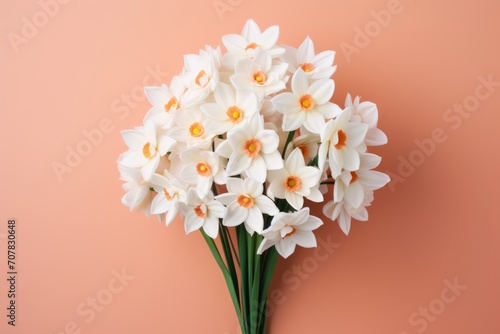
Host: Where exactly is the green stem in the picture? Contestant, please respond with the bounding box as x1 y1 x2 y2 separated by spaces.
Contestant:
200 230 244 331
282 130 296 158
237 225 250 334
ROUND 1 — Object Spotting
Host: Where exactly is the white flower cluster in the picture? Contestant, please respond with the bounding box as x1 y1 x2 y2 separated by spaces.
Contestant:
117 20 390 258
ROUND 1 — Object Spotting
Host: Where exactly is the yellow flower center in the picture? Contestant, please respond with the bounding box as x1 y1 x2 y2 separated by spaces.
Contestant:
335 130 347 150
237 195 254 209
189 123 204 137
285 176 301 192
244 138 261 158
300 63 315 73
299 94 315 111
253 71 266 85
196 163 211 177
226 106 244 123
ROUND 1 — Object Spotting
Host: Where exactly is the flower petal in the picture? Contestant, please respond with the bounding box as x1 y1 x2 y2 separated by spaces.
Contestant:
276 238 296 258
285 191 303 210
245 155 267 183
255 196 279 215
224 202 248 226
227 153 252 176
308 79 334 105
291 69 308 96
246 207 264 233
291 231 317 248
202 216 219 238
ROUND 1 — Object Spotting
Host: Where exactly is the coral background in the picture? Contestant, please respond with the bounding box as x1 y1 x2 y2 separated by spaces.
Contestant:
1 0 499 333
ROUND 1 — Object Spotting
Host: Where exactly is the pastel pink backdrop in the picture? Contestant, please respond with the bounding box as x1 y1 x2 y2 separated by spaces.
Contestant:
1 0 499 333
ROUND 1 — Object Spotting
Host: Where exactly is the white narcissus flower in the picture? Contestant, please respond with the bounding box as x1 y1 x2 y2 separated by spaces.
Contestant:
216 178 279 235
323 190 374 235
118 164 154 217
120 121 176 181
150 172 188 226
272 69 341 134
181 46 221 104
169 107 214 150
216 114 283 183
143 76 192 129
268 148 323 210
257 208 323 258
281 36 337 80
200 82 259 135
345 93 388 147
230 50 288 99
222 19 285 68
333 153 390 209
182 190 226 239
284 132 320 163
318 108 368 178
178 148 225 198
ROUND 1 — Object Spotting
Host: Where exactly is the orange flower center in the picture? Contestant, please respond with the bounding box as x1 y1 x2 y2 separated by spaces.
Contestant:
253 71 266 85
142 142 152 159
350 171 358 184
335 130 347 150
195 70 209 88
189 122 204 137
285 176 301 192
243 138 261 158
163 188 173 200
164 97 179 112
196 163 211 177
194 204 207 218
299 94 315 111
283 227 297 238
237 195 254 209
245 42 259 51
226 106 244 123
300 63 315 73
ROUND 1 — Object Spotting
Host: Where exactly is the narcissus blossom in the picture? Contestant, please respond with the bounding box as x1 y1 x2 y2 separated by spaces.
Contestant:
150 172 188 226
169 107 214 150
268 148 323 210
182 190 226 239
118 164 155 217
217 114 283 183
272 69 341 134
257 208 323 258
230 50 288 98
281 36 337 80
333 153 390 209
216 178 278 235
318 108 368 177
178 148 225 198
323 190 374 235
120 120 176 181
144 76 193 129
222 19 284 68
345 93 388 147
200 82 259 135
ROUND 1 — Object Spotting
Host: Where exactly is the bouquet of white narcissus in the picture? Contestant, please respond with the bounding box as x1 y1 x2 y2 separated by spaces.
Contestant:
118 19 389 334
